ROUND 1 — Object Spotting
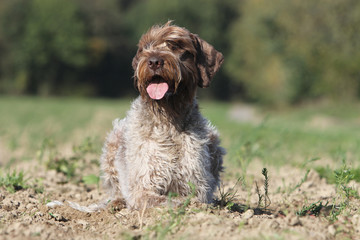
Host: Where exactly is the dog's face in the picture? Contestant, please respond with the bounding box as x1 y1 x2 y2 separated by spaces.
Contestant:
132 22 224 103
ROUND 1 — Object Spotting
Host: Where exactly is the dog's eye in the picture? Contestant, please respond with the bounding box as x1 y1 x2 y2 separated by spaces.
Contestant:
166 41 180 51
180 51 194 61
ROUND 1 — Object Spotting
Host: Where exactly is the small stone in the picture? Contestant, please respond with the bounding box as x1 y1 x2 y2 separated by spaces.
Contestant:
286 213 302 226
242 209 254 219
289 217 302 226
77 219 90 229
328 225 336 236
46 200 64 208
269 220 280 230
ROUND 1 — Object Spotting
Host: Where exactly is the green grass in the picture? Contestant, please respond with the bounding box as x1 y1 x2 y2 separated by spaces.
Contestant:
0 170 29 193
201 101 360 167
1 96 360 169
0 96 130 161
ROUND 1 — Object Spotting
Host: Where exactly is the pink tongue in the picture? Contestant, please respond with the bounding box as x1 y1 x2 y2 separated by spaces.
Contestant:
146 82 169 100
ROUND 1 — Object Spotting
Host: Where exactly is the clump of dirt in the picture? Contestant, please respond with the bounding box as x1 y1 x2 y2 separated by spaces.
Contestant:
1 159 360 240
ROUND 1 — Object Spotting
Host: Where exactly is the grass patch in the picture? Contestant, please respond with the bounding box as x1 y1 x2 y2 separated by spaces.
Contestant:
0 96 129 159
0 170 29 193
216 177 243 212
202 101 360 167
296 200 328 217
316 166 360 184
1 96 360 168
38 137 100 181
296 158 359 221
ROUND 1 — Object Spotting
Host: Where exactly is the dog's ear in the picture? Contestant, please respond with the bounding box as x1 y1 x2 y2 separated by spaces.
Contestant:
132 51 140 91
132 51 139 71
191 34 224 88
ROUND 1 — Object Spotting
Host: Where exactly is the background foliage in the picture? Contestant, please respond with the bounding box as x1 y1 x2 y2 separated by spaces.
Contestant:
0 0 359 104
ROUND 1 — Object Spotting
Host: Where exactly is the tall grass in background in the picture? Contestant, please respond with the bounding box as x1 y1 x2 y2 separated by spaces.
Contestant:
1 96 359 169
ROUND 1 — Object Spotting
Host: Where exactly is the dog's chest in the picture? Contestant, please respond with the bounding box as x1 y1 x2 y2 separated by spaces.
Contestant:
126 119 201 164
124 100 209 168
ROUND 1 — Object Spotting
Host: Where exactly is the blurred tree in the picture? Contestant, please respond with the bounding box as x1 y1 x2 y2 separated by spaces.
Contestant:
76 0 134 97
0 0 31 94
226 0 360 105
1 0 360 102
0 0 88 95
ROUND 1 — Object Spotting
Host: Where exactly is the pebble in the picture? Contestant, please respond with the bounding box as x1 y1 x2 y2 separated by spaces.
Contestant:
46 201 64 208
286 213 302 226
328 225 336 236
242 209 254 219
77 219 90 229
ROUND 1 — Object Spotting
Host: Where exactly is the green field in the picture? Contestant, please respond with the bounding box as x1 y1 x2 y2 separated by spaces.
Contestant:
1 96 360 169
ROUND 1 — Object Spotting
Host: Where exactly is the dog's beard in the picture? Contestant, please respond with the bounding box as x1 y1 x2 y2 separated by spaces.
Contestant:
136 56 182 101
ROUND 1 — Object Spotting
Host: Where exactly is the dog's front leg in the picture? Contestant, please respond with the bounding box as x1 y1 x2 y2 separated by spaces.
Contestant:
100 118 126 198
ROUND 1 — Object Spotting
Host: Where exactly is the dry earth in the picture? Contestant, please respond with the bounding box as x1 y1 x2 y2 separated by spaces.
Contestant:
1 159 360 240
1 104 360 239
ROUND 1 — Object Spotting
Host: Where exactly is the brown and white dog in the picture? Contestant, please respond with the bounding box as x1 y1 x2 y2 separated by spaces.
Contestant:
47 22 225 212
100 22 225 210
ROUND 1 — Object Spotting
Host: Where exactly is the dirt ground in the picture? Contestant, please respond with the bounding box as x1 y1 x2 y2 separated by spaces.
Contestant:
1 104 360 240
1 158 360 240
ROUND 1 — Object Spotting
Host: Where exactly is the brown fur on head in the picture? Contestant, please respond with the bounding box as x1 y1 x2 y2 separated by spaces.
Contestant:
132 21 224 115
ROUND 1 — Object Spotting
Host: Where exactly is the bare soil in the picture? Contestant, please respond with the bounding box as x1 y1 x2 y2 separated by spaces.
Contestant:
1 158 360 240
1 104 360 239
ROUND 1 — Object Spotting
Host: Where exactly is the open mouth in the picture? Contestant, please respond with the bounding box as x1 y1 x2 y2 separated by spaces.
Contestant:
146 76 170 100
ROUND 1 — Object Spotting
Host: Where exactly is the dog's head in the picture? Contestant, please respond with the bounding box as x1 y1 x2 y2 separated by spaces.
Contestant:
132 21 224 102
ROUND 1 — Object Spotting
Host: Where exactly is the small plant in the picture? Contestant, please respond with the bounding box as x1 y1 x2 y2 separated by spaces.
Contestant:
47 156 77 179
255 168 271 210
328 158 360 222
236 141 260 187
296 200 328 217
146 183 196 240
72 136 99 155
0 170 29 193
334 160 358 199
82 174 100 188
288 169 310 194
287 157 320 193
217 177 242 210
37 137 57 163
41 137 100 181
33 178 45 194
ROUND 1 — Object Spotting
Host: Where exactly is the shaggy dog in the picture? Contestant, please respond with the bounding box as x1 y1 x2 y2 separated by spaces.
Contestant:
100 22 225 210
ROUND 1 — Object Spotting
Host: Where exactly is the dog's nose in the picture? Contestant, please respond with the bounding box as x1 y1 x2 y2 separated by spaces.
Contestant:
148 57 164 70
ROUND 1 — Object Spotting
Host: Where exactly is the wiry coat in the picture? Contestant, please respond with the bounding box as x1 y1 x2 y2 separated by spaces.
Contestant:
100 22 225 209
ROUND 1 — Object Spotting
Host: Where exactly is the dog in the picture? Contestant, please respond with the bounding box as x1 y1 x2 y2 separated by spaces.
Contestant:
100 21 225 210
